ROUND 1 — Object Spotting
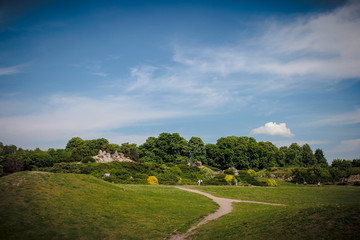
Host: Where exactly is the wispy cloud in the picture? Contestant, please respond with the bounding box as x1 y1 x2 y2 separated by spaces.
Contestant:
0 95 186 148
0 64 24 75
329 138 360 160
311 108 360 126
170 1 360 93
72 60 109 77
250 122 294 137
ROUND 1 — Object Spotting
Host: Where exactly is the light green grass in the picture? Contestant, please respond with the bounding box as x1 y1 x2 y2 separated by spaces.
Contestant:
187 185 360 239
0 172 217 240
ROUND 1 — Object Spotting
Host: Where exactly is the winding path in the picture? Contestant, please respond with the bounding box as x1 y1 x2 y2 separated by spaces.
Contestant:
169 186 286 240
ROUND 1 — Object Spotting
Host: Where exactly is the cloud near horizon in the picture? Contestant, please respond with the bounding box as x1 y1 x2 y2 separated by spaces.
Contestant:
250 122 294 138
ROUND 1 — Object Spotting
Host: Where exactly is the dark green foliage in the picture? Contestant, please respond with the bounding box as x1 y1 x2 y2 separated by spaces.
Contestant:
65 137 84 150
188 137 206 163
314 148 327 166
236 170 266 186
48 161 207 185
2 155 24 174
139 133 189 163
119 143 139 161
205 173 228 185
81 156 95 163
291 166 335 184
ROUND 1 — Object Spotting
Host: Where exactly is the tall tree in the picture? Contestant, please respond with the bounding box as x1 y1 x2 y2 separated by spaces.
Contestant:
314 148 327 166
300 144 317 166
188 137 206 163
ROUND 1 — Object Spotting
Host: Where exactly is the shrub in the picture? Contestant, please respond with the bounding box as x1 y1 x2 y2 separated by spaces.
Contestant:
266 179 278 187
247 169 256 177
224 168 235 175
224 175 236 185
147 176 159 185
206 173 227 185
81 156 95 163
201 166 215 180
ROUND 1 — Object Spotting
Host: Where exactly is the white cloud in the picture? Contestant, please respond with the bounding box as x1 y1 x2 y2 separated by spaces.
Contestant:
170 1 360 93
250 122 294 137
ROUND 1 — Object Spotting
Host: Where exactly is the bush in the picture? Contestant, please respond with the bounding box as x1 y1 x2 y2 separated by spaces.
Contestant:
224 175 236 185
206 173 227 185
224 168 235 175
200 166 215 180
81 156 95 163
266 179 278 187
247 169 256 177
147 176 159 185
237 171 266 186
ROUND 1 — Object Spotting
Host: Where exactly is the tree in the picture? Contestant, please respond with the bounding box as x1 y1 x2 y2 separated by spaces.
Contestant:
1 145 18 155
300 144 316 166
314 149 327 166
119 143 139 161
3 155 23 174
205 143 219 168
139 133 188 163
85 138 109 155
188 137 206 163
66 137 84 150
286 143 301 166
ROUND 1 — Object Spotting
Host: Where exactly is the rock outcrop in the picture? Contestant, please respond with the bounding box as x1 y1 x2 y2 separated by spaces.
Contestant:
92 150 134 163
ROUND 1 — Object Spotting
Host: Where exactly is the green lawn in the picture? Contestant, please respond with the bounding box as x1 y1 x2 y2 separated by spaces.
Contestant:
187 184 360 240
1 172 359 240
0 172 217 240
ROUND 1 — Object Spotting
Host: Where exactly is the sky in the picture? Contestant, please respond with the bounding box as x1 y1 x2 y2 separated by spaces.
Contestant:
0 0 359 162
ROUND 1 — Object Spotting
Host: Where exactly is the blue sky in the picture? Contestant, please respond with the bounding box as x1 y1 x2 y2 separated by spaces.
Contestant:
0 0 359 162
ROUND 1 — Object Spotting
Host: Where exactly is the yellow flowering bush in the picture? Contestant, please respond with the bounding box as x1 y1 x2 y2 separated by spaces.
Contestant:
266 179 278 187
247 169 257 177
224 175 236 185
147 176 159 185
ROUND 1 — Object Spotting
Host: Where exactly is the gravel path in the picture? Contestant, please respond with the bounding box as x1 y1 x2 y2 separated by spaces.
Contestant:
169 186 285 240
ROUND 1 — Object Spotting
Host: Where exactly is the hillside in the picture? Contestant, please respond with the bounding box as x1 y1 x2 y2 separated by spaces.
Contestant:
0 172 216 240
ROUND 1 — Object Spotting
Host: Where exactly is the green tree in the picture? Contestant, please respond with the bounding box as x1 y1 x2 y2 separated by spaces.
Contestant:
85 138 109 155
286 143 301 166
314 148 327 166
188 137 206 163
102 143 121 154
119 143 139 161
66 137 84 150
1 144 18 155
139 133 188 163
300 144 317 166
205 143 219 168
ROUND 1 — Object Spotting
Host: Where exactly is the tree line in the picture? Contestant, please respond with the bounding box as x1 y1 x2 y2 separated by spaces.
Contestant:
1 133 359 177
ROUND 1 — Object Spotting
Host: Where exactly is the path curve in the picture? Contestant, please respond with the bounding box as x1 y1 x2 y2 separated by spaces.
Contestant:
169 186 285 240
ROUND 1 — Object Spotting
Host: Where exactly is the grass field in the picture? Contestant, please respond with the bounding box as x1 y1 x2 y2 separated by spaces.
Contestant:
188 184 360 240
1 172 359 240
0 172 216 240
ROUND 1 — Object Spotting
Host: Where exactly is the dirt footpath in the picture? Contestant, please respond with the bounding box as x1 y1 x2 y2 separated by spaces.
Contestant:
169 186 285 240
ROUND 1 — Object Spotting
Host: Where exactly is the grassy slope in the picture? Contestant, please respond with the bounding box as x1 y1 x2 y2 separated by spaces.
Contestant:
0 172 217 240
188 184 360 240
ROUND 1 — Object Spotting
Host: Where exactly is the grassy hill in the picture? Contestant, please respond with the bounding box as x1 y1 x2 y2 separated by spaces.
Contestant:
0 172 216 239
1 172 359 240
